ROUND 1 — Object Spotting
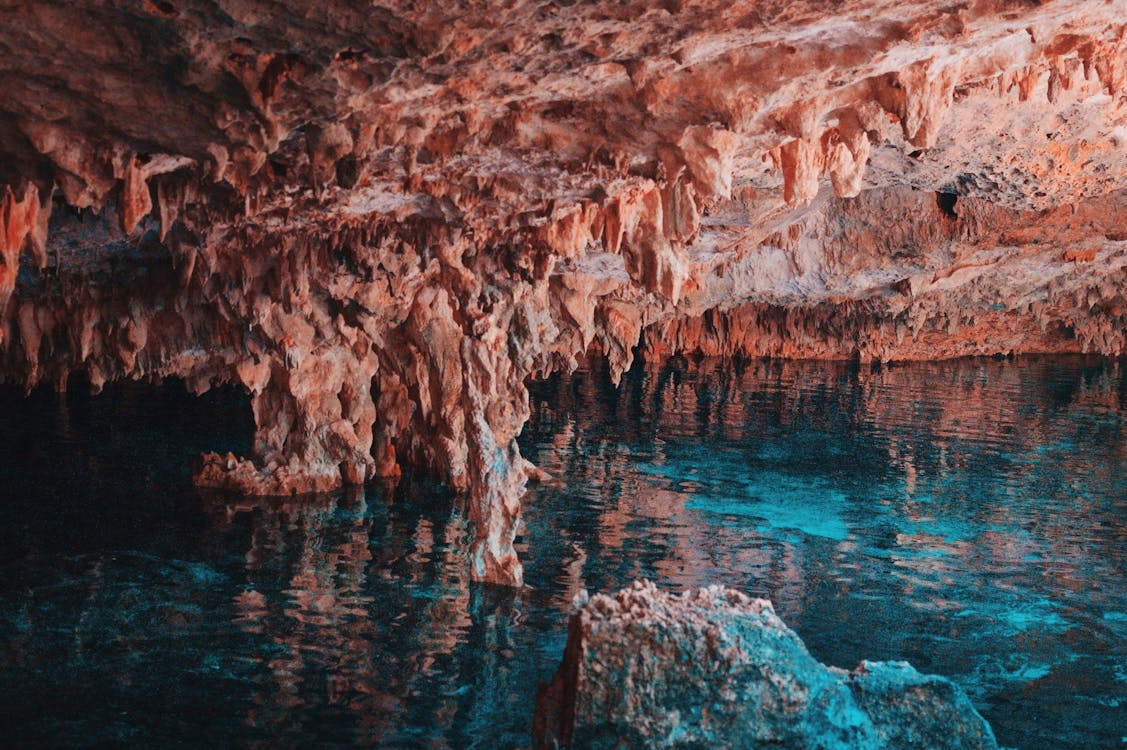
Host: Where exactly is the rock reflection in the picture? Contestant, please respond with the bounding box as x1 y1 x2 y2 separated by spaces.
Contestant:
1 356 1123 749
196 482 536 748
521 355 1126 749
202 491 383 743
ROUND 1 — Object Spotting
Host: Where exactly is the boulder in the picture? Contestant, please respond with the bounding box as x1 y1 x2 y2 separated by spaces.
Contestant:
533 580 997 749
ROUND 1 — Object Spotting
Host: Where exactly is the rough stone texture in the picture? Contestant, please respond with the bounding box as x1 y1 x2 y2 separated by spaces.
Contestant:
1 1 1127 583
532 580 999 749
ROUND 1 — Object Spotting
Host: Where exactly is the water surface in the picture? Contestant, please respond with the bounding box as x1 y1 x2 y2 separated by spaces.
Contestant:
1 357 1124 748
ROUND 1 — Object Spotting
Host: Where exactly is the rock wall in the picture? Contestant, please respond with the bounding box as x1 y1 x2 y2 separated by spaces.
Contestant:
1 1 1126 584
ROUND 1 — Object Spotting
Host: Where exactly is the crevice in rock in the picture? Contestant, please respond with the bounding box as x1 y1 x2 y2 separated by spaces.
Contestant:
937 190 959 219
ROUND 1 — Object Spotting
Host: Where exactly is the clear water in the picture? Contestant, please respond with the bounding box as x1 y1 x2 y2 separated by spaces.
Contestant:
0 357 1125 748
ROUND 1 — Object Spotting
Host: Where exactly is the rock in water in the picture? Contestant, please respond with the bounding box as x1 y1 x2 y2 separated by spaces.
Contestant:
533 580 997 749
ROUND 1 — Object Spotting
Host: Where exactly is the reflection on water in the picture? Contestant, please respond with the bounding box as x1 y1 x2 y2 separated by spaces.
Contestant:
523 356 1127 749
1 357 1125 748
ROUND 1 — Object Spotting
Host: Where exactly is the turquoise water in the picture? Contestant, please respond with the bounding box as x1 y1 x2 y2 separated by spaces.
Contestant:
1 357 1125 748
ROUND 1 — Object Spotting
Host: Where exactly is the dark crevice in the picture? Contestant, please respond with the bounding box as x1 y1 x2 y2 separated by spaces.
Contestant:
936 191 958 219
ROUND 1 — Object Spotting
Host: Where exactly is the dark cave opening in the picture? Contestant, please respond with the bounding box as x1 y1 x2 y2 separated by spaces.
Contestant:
936 191 959 219
0 376 253 560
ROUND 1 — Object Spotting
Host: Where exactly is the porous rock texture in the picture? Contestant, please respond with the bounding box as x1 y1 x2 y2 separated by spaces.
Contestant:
532 580 999 749
2 1 1127 585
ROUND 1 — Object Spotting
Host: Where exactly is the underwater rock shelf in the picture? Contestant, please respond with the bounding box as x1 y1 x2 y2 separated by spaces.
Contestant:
533 580 999 750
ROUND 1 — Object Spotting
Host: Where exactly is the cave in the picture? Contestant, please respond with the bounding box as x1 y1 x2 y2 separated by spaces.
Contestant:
0 2 1125 747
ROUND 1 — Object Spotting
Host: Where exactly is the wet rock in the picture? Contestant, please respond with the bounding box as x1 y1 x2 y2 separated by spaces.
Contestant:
533 580 997 749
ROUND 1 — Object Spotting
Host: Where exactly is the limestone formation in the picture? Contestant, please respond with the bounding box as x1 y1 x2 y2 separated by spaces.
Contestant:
532 580 999 749
1 1 1126 584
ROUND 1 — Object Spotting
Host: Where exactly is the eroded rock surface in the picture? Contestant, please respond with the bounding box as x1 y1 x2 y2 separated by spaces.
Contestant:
1 1 1126 583
532 580 998 749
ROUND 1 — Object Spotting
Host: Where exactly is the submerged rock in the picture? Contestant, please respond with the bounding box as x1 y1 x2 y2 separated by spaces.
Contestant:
533 580 997 749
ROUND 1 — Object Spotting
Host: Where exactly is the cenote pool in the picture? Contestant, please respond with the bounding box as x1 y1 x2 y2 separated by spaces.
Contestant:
0 356 1124 748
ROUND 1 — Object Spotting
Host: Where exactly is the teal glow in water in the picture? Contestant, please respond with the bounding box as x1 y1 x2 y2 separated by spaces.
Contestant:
1 357 1125 748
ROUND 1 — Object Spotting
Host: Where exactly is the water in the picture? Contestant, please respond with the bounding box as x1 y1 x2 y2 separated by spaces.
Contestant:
1 357 1125 748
